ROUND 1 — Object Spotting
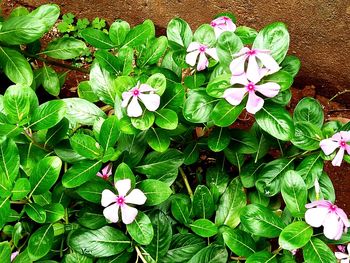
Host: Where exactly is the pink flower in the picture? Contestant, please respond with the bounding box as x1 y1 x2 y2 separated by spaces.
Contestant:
11 251 19 262
320 131 350 166
305 200 349 240
121 82 160 118
335 244 350 263
185 42 218 71
101 179 146 224
223 73 280 114
97 163 112 180
210 16 236 38
230 47 280 83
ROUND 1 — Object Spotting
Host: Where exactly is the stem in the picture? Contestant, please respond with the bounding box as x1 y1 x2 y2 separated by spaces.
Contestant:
272 246 283 254
179 167 193 199
23 51 90 74
231 256 246 260
329 89 350 102
10 200 28 205
23 129 50 152
135 246 148 263
100 105 113 112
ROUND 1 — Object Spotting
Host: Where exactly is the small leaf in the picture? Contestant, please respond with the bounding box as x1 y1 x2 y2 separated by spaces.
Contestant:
123 20 155 47
25 203 46 223
171 194 192 225
42 37 88 59
279 221 313 250
62 160 102 188
138 179 172 206
208 127 230 152
27 225 54 260
167 18 192 49
11 178 31 200
223 228 256 257
70 133 102 159
155 109 178 130
146 128 170 152
293 97 324 128
126 211 154 245
192 185 215 219
211 99 245 127
81 28 116 49
41 65 60 96
190 219 218 237
109 20 130 46
303 238 336 263
30 100 66 130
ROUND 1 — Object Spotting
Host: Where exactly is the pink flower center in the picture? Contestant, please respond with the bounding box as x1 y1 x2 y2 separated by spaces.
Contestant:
223 16 229 21
247 49 257 56
246 82 256 92
116 196 125 206
210 22 217 27
133 89 140 96
329 204 338 212
340 140 347 148
199 45 206 53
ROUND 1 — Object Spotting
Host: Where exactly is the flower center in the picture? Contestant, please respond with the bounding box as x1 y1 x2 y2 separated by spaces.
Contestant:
133 88 140 96
223 16 229 21
199 45 206 53
210 22 217 27
247 49 257 56
329 204 338 212
116 196 125 206
246 82 256 92
340 140 347 148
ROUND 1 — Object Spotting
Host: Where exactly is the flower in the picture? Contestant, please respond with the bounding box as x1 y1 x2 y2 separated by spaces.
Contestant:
101 179 146 224
230 47 280 83
320 131 350 166
185 42 218 71
11 251 19 262
335 244 350 263
210 16 236 37
223 72 280 114
121 82 160 118
305 200 349 240
97 163 112 180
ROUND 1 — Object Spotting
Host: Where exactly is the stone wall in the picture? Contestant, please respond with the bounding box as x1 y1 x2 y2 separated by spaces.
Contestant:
2 0 350 103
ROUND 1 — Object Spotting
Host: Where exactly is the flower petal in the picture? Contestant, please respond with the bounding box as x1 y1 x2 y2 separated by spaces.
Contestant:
223 88 247 106
187 42 200 52
121 91 132 108
255 82 280 98
230 54 248 75
230 73 249 86
138 93 160 112
103 203 120 223
185 50 199 67
125 188 147 205
336 207 350 227
213 27 222 38
256 52 280 74
305 200 333 209
121 204 138 224
246 56 261 83
345 144 350 155
96 172 103 178
101 189 117 207
205 48 218 61
332 132 342 141
115 179 131 197
139 84 154 93
197 52 208 71
320 138 339 155
11 251 19 262
335 252 349 260
233 47 250 57
340 131 350 141
323 212 343 240
332 148 345 166
246 92 264 114
305 207 329 227
127 96 143 117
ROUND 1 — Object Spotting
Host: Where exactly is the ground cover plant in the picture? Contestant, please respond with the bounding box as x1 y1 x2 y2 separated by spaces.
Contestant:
0 4 349 263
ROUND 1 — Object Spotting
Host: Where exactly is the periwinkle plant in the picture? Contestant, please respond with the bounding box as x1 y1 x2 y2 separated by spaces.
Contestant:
0 4 349 263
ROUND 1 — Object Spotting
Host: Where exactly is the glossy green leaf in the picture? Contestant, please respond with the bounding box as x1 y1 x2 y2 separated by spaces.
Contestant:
45 118 69 147
167 18 192 49
188 245 228 263
109 20 130 46
0 138 19 183
309 172 335 203
77 178 113 204
30 100 66 130
190 219 218 237
279 221 313 250
192 185 215 219
138 36 168 66
246 251 278 263
11 178 30 200
291 121 323 150
0 241 11 263
155 109 178 130
78 81 99 102
44 203 64 223
25 203 46 223
29 4 60 30
223 228 256 257
183 90 215 123
28 225 54 260
293 97 324 128
171 194 192 225
261 70 293 91
146 73 167 95
216 31 243 66
131 111 155 130
70 133 102 159
206 74 231 98
81 28 116 49
62 160 102 188
41 65 60 96
146 128 170 152
281 55 301 77
123 19 155 47
208 127 230 152
296 154 323 189
303 238 336 263
138 179 172 206
183 142 199 165
95 50 120 75
211 99 245 127
126 211 154 245
235 26 258 44
230 129 259 154
42 37 88 59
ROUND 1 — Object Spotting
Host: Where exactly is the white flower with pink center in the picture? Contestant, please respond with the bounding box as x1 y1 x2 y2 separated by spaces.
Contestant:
185 42 218 71
101 179 147 224
121 82 160 118
230 47 280 83
336 244 350 263
320 131 350 166
210 16 236 37
97 163 112 180
223 73 280 114
305 200 349 240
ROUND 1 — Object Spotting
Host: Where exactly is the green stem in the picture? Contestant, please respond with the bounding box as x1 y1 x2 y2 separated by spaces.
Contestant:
135 246 148 263
272 246 283 254
179 167 193 199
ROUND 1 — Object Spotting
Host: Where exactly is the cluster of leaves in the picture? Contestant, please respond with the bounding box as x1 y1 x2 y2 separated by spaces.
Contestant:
0 4 349 263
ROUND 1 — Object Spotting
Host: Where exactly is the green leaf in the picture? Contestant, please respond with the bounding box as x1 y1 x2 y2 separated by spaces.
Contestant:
0 15 46 45
118 46 134 76
63 98 106 126
123 19 155 48
208 127 230 152
261 70 293 91
29 4 60 30
9 6 29 17
155 109 178 130
62 160 102 188
279 221 313 250
188 245 228 263
193 24 216 46
281 171 307 217
167 18 192 49
29 156 62 195
99 116 120 151
70 133 102 159
0 241 11 263
192 185 215 219
11 178 31 200
183 90 215 123
42 37 88 59
215 177 246 228
0 138 19 183
235 26 258 45
68 226 130 257
190 219 218 237
255 158 294 197
109 20 130 46
138 179 172 206
135 149 184 176
309 171 335 203
293 97 324 128
291 121 323 150
216 31 243 66
211 99 245 127
95 50 120 75
138 36 168 66
240 204 286 238
281 55 301 77
131 111 155 130
81 28 116 49
252 22 290 63
114 162 136 187
146 128 170 152
78 81 99 102
296 154 323 189
63 251 94 263
303 238 336 263
206 166 229 195
183 142 199 165
28 225 54 260
25 203 46 223
126 211 154 245
146 73 167 96
255 104 294 141
230 129 259 154
0 197 10 228
40 65 60 96
223 228 256 257
77 178 113 204
0 47 33 85
171 194 192 225
246 251 278 263
45 118 69 147
44 203 64 223
30 100 66 130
